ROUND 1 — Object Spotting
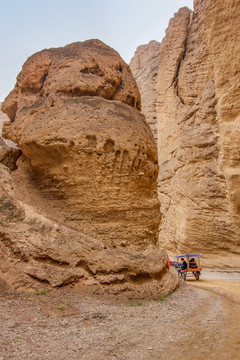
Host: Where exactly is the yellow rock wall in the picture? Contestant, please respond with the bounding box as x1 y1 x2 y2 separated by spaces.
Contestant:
157 0 240 264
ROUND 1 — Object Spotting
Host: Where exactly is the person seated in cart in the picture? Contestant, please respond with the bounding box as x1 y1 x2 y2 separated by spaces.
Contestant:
189 258 198 268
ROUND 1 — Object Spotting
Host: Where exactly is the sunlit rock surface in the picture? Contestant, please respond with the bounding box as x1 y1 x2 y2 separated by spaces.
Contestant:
156 1 240 265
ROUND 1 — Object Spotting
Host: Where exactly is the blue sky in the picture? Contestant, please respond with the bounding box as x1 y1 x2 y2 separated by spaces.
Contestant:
0 0 193 101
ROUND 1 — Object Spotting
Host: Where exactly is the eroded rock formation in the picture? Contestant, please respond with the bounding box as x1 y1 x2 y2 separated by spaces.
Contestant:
130 41 161 143
0 40 178 296
156 1 240 265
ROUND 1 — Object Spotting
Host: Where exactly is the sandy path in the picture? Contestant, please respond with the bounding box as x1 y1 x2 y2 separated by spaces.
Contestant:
188 270 240 360
190 269 240 302
0 270 239 360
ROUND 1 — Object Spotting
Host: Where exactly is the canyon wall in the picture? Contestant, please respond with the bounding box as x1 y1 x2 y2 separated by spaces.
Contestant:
130 41 161 143
156 0 240 265
0 40 178 296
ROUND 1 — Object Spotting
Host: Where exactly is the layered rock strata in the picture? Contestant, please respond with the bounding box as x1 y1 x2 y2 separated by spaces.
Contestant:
0 40 178 295
130 41 161 143
157 1 240 264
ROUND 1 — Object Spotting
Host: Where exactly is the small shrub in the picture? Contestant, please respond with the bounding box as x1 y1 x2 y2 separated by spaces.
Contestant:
34 290 46 295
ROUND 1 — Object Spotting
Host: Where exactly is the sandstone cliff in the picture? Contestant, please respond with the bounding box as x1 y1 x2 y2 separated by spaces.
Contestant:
130 41 161 143
0 40 178 296
156 1 240 266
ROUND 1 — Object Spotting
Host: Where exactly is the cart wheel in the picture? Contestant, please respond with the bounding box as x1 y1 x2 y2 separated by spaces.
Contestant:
194 272 200 280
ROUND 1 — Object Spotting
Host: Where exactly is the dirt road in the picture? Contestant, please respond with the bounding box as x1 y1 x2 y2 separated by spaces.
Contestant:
0 270 239 360
190 269 240 301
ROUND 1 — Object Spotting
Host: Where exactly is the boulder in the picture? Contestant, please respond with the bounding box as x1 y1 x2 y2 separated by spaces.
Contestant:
0 40 178 295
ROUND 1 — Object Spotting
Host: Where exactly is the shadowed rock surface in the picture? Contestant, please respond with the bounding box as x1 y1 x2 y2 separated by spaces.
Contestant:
0 103 21 170
0 40 178 296
0 102 8 131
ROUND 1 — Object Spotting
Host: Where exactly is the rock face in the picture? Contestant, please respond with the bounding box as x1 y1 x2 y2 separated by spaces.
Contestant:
0 40 178 296
0 103 8 132
130 41 161 143
0 138 21 171
156 1 240 264
2 40 141 123
0 103 21 170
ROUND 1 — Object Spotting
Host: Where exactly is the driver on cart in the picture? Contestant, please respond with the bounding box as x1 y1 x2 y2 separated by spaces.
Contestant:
178 258 188 272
